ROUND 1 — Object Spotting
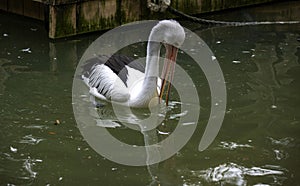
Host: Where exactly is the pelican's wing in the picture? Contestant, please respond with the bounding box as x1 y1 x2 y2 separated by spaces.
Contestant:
81 56 127 102
81 54 145 102
88 64 130 102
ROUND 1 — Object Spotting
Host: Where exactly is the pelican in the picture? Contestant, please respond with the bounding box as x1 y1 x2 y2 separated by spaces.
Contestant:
81 20 185 108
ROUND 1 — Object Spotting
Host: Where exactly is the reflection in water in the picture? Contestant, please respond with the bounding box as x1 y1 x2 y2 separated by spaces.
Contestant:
77 89 185 185
0 58 29 94
0 58 10 94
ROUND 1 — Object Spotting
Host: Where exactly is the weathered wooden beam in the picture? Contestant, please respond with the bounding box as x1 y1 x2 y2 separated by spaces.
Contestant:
8 0 24 15
24 0 44 20
0 1 8 11
47 0 151 38
48 4 76 38
1 0 289 39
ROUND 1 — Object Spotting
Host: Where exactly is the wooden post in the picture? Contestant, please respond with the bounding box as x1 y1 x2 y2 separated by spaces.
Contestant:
48 4 76 38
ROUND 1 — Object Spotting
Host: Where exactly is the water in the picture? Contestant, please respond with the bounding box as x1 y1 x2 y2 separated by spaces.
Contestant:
1 1 300 185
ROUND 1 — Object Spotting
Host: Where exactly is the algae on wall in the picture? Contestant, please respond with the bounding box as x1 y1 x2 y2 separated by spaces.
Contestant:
47 0 285 38
77 0 117 33
49 4 76 38
48 0 145 38
171 0 281 14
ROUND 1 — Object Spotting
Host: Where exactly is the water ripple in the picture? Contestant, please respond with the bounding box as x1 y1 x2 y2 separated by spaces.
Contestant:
19 134 44 145
217 141 253 150
0 152 42 184
185 162 285 186
267 137 294 147
22 157 42 179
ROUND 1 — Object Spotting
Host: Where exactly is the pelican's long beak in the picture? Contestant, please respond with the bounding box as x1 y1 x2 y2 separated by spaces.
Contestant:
159 44 179 106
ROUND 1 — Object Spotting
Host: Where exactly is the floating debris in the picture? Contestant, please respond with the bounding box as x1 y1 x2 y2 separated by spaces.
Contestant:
242 50 251 54
268 137 294 146
232 60 241 64
20 48 32 53
211 56 217 61
95 119 121 128
24 125 48 129
271 105 277 109
274 149 288 160
216 41 221 44
157 130 169 135
23 157 43 179
20 134 44 145
3 33 8 37
10 146 18 153
218 141 253 150
170 110 188 119
54 119 60 125
226 108 232 114
187 162 284 186
182 122 196 126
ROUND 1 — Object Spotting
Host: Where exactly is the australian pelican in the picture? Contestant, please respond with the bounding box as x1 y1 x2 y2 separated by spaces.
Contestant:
82 20 185 108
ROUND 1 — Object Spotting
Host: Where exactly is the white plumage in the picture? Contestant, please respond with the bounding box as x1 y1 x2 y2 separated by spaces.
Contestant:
82 20 185 108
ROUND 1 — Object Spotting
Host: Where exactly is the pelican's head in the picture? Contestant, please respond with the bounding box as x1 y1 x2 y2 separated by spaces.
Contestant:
150 20 186 106
150 20 185 48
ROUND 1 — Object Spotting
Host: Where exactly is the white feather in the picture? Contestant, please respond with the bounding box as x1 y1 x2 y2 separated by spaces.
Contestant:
126 66 145 100
88 64 129 102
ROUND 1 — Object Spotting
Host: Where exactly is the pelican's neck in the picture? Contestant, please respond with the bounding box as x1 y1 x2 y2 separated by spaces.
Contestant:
141 41 161 96
129 41 161 107
144 41 161 83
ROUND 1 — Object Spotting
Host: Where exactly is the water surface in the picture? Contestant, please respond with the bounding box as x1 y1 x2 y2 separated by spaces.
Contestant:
0 1 300 185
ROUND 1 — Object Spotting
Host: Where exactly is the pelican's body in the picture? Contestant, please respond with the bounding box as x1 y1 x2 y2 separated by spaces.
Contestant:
82 20 185 108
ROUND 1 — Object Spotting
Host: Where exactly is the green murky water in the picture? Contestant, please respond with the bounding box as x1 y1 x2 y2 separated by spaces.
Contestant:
1 1 300 185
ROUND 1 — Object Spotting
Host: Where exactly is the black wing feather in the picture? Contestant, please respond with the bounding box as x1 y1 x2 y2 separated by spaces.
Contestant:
82 54 145 87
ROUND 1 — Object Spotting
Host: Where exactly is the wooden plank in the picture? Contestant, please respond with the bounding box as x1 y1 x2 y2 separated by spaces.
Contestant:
49 4 76 38
8 0 24 15
24 0 44 20
48 0 78 5
121 0 142 23
0 0 8 11
77 0 118 33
